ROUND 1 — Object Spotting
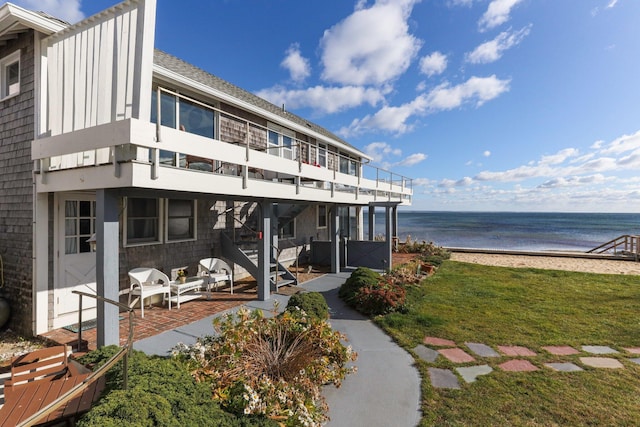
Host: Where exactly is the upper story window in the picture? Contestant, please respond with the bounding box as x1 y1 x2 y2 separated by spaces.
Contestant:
318 143 327 168
267 123 295 159
339 153 358 176
1 51 20 100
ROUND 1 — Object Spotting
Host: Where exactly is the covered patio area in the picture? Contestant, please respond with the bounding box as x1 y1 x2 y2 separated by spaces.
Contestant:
41 280 260 354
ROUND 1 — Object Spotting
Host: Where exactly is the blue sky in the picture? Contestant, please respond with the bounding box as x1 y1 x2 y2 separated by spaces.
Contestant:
14 0 640 212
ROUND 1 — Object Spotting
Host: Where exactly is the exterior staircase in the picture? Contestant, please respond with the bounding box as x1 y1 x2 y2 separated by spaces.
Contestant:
587 234 640 261
219 201 306 291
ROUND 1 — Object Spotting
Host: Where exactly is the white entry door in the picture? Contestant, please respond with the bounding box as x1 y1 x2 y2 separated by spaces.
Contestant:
54 194 98 328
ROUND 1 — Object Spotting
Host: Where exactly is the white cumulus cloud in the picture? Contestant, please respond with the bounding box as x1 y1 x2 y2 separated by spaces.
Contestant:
478 0 524 32
419 51 448 77
255 85 385 114
340 75 510 136
466 25 532 64
280 44 310 83
12 0 84 23
320 0 422 85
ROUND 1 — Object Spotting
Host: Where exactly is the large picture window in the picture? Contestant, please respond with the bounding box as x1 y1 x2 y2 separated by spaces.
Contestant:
167 199 196 241
126 198 160 244
1 51 20 100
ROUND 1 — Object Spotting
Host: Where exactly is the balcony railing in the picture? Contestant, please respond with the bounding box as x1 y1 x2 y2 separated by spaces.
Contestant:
33 88 412 204
152 87 412 202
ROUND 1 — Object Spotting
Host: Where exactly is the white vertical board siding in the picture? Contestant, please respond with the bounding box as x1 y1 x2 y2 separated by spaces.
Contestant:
45 0 154 136
43 0 157 170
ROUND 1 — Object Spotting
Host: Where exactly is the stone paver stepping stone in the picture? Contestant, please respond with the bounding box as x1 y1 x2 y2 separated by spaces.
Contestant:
438 348 475 363
623 347 640 354
629 358 640 365
542 345 579 356
580 357 624 369
497 345 537 357
465 342 500 358
498 359 538 372
424 336 456 347
544 362 584 372
582 345 618 354
413 344 439 363
428 368 461 389
456 365 493 383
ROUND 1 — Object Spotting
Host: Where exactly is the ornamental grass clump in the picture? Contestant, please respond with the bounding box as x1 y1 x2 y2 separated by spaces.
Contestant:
172 307 356 427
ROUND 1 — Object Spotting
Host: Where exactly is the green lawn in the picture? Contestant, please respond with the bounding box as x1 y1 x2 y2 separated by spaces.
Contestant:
376 260 640 426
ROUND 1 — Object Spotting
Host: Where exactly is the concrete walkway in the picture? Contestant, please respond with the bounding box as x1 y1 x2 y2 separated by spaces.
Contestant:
134 272 422 427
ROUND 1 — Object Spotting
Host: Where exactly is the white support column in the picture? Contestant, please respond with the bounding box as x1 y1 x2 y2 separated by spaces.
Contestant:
33 193 49 335
356 206 363 240
257 202 272 301
96 189 119 347
330 204 340 273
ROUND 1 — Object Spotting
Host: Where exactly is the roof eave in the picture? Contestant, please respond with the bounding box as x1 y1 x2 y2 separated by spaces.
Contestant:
152 64 371 161
0 3 67 36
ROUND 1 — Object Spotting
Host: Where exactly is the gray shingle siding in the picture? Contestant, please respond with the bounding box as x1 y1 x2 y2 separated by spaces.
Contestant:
0 30 36 335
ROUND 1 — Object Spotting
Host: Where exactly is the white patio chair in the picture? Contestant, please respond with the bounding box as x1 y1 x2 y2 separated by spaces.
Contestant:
198 258 234 294
128 268 172 318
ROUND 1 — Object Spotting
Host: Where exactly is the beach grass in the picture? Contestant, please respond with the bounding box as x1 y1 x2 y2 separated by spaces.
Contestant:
376 260 640 425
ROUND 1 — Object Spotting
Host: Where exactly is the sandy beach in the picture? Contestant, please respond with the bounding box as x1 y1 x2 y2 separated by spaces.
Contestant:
450 252 640 276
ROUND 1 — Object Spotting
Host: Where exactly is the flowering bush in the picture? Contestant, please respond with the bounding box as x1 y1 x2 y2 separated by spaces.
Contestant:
172 307 356 426
354 277 407 316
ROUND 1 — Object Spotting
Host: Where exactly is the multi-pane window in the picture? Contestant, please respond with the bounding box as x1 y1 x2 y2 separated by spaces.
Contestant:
125 197 196 245
64 200 96 254
1 51 20 100
318 144 327 168
317 204 328 229
167 199 195 241
126 198 160 244
267 124 295 159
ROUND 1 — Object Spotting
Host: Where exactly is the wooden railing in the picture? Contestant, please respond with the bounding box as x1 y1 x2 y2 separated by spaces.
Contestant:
587 235 640 260
17 292 135 426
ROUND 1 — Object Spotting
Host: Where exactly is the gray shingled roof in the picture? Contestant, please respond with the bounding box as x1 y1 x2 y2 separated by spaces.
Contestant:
153 49 357 151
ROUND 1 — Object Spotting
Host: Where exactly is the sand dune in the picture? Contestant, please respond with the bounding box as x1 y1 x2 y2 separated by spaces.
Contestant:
450 252 640 276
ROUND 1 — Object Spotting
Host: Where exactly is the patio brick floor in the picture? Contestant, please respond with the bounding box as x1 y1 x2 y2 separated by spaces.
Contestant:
41 281 259 355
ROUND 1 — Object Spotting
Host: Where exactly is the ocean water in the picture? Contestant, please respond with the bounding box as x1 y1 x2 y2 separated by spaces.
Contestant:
368 211 640 252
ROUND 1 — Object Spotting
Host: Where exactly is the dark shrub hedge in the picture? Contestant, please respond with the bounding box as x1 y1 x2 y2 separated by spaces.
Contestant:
77 346 276 427
338 267 381 305
285 291 329 320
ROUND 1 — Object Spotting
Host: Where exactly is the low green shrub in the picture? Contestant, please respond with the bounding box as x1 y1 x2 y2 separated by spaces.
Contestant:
285 292 329 320
77 346 275 427
172 307 356 427
338 267 381 304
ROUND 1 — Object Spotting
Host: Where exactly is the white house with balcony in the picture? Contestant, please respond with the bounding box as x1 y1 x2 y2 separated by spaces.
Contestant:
0 0 412 345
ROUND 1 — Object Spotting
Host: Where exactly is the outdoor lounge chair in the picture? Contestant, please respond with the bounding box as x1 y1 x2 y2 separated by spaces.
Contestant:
198 258 234 294
128 267 172 318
